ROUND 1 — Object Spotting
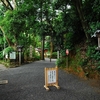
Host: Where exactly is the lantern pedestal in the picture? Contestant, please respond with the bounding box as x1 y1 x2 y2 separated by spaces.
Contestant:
66 56 68 68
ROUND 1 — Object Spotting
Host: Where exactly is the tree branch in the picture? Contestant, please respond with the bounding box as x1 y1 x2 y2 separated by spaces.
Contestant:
1 0 13 10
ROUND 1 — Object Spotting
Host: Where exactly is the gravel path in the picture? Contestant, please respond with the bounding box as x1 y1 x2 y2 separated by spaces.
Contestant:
0 59 100 100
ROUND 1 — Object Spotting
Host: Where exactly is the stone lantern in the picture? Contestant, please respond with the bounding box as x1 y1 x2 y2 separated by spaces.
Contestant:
94 30 100 50
17 45 23 65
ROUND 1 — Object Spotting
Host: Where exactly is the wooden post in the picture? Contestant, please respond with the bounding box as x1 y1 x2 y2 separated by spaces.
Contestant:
44 68 49 91
50 37 53 62
98 38 100 48
41 36 44 60
66 56 68 68
19 52 21 65
57 51 60 59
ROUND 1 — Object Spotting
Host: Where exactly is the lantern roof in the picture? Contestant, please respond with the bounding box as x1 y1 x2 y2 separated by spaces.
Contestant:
91 30 100 37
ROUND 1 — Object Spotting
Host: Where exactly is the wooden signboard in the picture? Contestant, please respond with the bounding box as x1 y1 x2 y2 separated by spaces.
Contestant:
10 52 16 59
44 67 60 91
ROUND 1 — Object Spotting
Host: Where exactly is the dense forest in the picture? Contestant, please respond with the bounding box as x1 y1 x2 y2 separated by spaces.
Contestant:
0 0 100 79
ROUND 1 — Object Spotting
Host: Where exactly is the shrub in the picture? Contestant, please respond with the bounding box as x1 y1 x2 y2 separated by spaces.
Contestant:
0 51 3 60
55 57 66 68
52 52 57 58
3 46 14 55
34 54 41 61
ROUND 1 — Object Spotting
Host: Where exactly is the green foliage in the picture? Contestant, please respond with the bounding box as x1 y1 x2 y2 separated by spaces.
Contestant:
86 46 100 61
55 58 61 67
4 46 14 54
33 54 41 61
60 49 66 57
44 36 51 50
0 3 38 47
0 0 87 52
0 51 3 59
0 0 100 77
55 57 66 68
80 46 94 67
0 3 6 17
70 49 82 68
80 59 88 67
97 66 100 72
80 46 100 73
64 32 74 50
89 22 100 34
52 52 57 58
34 35 41 47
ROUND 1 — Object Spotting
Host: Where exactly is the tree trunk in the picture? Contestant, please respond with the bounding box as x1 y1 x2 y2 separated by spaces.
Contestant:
0 26 17 50
50 37 53 62
73 0 90 41
0 26 11 46
1 0 13 10
12 0 17 9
